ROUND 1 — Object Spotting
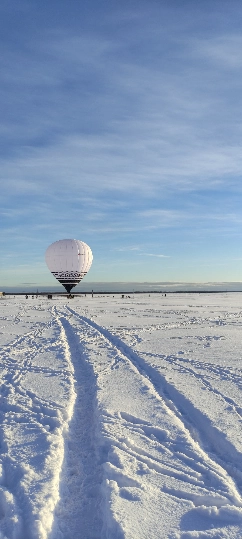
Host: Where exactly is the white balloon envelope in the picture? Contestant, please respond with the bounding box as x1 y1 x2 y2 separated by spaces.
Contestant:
45 239 93 293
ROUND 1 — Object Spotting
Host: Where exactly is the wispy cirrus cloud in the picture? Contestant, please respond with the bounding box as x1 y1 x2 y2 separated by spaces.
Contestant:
138 253 170 258
2 24 242 200
192 34 242 69
1 2 242 285
114 246 141 252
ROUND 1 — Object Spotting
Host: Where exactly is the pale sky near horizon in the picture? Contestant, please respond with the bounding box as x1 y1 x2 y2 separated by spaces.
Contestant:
1 0 242 288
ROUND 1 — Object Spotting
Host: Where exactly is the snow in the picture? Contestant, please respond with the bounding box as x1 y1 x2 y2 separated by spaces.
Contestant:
0 292 242 538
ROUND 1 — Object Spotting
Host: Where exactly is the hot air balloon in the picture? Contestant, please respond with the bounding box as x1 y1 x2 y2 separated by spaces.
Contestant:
45 239 93 293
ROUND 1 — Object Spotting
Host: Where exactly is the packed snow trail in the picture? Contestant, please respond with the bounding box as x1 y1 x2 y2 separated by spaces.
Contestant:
50 308 103 539
1 294 242 538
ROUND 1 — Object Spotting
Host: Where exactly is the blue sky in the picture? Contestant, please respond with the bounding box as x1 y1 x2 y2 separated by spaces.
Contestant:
1 0 242 290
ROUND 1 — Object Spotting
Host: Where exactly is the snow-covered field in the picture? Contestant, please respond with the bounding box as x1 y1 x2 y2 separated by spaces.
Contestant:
0 293 242 539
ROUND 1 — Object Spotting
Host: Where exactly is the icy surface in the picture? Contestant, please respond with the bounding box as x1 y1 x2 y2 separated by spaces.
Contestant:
0 293 242 538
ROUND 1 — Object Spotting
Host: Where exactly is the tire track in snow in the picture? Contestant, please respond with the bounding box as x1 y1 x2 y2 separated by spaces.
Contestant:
66 306 242 510
50 308 103 539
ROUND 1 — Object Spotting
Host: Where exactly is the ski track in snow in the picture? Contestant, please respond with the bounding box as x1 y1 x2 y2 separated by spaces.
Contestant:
0 295 242 538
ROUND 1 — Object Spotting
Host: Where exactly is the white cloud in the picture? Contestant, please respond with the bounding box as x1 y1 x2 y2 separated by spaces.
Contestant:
2 25 242 201
1 4 242 284
192 34 242 69
138 253 170 258
114 246 141 252
3 131 242 203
